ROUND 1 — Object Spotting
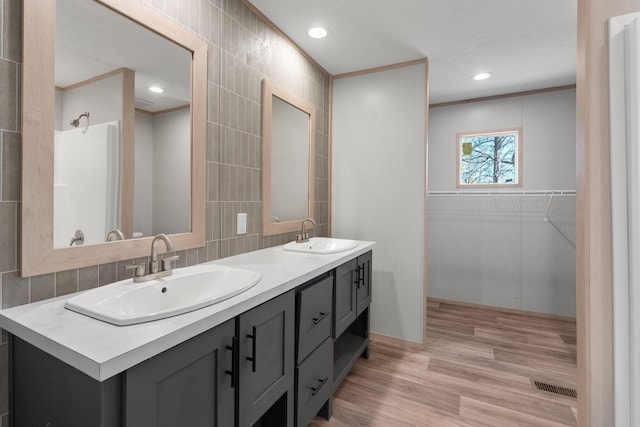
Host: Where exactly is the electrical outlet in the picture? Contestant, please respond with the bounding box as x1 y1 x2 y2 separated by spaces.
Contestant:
237 213 247 235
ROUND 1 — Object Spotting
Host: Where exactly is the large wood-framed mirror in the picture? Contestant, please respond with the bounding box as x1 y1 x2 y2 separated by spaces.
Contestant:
261 79 316 236
21 0 207 277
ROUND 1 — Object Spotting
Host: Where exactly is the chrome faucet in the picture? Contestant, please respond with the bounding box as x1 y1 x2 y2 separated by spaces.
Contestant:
106 229 125 242
296 218 316 243
150 233 174 274
124 234 179 283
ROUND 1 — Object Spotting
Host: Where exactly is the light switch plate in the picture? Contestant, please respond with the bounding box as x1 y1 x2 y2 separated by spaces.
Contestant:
237 213 247 235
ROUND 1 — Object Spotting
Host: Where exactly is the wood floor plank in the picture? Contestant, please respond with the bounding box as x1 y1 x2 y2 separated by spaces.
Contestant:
345 364 461 415
309 396 415 427
423 362 577 425
426 356 575 407
428 309 574 342
310 299 577 426
459 396 573 427
428 328 577 380
426 317 475 335
428 319 576 363
496 316 577 336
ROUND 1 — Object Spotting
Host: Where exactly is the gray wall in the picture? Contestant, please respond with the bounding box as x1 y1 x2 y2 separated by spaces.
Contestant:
134 111 154 237
134 108 192 237
60 73 123 131
0 0 330 423
152 108 191 235
427 88 576 317
332 63 427 344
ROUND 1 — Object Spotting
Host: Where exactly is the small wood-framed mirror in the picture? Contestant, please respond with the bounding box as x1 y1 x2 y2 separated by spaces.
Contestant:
261 79 316 236
21 0 207 277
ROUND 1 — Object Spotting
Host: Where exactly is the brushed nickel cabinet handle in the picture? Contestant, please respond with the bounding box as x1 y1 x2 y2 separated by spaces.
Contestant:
311 377 329 396
246 326 257 373
312 312 331 325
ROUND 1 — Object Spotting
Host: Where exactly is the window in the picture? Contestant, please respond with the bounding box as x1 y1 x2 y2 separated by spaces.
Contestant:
456 128 522 187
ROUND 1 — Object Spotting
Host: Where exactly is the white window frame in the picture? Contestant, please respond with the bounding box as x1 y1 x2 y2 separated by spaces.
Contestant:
456 127 523 188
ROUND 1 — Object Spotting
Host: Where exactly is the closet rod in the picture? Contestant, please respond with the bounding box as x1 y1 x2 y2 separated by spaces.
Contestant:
427 190 576 196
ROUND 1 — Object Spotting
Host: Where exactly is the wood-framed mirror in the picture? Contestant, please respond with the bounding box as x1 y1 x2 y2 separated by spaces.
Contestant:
261 79 316 236
21 0 207 277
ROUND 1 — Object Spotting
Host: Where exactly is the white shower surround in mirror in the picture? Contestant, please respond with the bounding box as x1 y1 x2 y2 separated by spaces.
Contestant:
54 121 121 248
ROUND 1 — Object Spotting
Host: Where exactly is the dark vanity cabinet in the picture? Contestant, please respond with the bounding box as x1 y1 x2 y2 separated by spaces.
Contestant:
125 319 235 427
9 251 372 427
237 290 295 427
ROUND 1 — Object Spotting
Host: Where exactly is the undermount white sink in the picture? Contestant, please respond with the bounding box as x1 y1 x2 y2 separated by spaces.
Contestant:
65 264 261 326
283 237 358 254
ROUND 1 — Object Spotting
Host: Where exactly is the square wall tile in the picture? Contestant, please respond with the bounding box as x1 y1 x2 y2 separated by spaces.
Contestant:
2 0 22 62
99 263 117 286
0 59 18 131
79 266 99 291
2 131 20 201
55 269 78 296
30 273 55 302
1 271 28 308
0 202 16 272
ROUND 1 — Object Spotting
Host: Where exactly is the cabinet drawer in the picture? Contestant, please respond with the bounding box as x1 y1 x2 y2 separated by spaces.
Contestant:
296 337 333 427
297 276 333 363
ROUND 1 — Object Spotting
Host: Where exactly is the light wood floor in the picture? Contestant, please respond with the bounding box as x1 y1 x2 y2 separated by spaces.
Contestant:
311 299 577 426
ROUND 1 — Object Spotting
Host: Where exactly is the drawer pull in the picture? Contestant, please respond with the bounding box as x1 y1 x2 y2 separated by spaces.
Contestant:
312 312 331 325
224 336 239 388
358 264 365 288
311 377 329 396
246 326 257 373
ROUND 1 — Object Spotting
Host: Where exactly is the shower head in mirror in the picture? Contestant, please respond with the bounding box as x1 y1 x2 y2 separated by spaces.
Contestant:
70 112 90 128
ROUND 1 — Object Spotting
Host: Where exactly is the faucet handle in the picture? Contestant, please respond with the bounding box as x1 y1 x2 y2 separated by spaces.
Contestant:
124 262 146 277
162 255 180 272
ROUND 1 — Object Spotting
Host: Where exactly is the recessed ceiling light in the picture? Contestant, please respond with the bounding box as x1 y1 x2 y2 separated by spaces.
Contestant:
472 72 491 81
149 86 164 93
308 27 328 39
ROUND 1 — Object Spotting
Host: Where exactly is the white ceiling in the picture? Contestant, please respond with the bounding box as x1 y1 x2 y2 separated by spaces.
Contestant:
247 0 577 104
56 0 191 112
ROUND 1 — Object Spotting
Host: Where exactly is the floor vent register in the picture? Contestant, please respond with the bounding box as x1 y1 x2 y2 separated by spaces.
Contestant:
532 380 577 399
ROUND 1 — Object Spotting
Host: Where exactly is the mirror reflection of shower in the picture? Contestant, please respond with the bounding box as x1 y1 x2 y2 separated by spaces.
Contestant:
69 112 90 131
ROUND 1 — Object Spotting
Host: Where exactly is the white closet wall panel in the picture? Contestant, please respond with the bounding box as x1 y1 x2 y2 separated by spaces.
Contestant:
332 63 427 344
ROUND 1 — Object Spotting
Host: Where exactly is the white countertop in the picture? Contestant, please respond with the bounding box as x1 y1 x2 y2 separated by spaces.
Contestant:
0 241 374 381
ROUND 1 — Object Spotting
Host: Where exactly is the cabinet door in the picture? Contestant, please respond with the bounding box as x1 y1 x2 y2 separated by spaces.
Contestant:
125 319 235 427
238 291 295 426
356 251 372 316
334 258 357 338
